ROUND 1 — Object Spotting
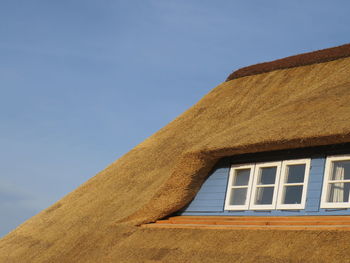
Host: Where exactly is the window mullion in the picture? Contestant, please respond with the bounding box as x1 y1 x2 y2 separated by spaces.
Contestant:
283 182 304 186
256 184 275 188
231 186 249 189
328 180 350 183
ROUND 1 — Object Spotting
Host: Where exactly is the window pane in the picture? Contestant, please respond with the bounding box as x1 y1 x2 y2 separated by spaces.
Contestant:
285 164 305 183
330 161 350 180
282 185 303 204
257 167 277 185
327 182 350 203
233 169 250 186
254 187 274 205
230 188 247 205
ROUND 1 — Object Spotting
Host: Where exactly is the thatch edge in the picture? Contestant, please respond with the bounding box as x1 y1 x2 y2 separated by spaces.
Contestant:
226 43 350 81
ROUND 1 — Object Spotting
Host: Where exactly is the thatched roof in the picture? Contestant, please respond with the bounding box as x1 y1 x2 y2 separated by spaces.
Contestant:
1 44 350 262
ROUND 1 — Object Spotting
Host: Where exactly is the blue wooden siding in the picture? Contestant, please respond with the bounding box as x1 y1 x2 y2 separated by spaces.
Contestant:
183 160 230 212
304 157 325 212
180 156 350 216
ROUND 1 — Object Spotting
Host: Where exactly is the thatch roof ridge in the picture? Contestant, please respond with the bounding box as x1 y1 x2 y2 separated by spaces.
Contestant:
226 43 350 81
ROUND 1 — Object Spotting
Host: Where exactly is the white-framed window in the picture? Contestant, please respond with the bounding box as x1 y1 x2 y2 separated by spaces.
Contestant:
276 159 311 210
225 159 311 211
249 162 282 210
320 155 350 209
224 164 255 210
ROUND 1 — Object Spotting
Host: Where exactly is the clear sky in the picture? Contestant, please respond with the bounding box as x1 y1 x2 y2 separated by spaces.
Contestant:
1 0 349 237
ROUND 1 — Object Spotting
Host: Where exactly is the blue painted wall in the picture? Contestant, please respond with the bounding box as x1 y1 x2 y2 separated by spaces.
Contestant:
183 160 230 212
180 156 350 216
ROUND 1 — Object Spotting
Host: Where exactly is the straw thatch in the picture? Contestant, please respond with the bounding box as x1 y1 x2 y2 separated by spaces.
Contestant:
1 45 350 263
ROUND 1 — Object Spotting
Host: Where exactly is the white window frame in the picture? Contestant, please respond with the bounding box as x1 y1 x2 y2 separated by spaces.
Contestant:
249 161 282 210
276 159 311 210
320 155 350 209
224 164 255 210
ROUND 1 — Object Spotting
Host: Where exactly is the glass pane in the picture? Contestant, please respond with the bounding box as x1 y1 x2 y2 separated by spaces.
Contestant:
233 169 250 186
229 188 247 205
327 182 350 203
330 160 350 180
257 167 277 185
254 187 274 205
285 164 305 183
282 185 303 204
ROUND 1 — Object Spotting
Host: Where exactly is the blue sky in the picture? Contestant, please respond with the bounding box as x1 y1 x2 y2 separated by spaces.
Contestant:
1 0 349 237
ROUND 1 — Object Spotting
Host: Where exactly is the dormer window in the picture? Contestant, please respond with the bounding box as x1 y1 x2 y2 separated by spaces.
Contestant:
225 159 311 211
225 164 254 210
249 162 281 210
320 155 350 208
277 159 310 210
